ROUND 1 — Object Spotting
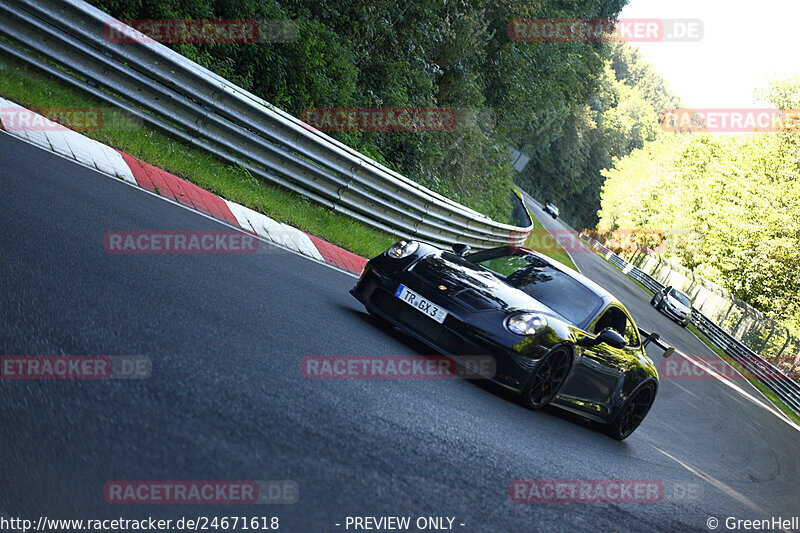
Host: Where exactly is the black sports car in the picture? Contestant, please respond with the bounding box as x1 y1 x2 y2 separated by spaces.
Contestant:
351 241 673 440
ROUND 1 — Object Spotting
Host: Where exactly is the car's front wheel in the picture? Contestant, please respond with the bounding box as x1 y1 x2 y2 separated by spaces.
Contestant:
521 347 572 410
605 382 657 440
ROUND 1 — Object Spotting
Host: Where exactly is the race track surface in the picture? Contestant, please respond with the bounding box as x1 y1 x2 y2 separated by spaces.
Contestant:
1 132 799 532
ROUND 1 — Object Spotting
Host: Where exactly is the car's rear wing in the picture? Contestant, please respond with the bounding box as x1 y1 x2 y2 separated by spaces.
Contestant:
638 328 675 358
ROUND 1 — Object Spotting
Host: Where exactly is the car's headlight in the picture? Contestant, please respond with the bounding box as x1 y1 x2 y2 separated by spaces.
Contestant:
387 240 419 259
506 312 547 335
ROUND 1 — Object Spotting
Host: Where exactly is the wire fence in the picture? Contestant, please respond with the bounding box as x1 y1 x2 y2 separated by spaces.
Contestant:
626 250 800 378
580 233 800 415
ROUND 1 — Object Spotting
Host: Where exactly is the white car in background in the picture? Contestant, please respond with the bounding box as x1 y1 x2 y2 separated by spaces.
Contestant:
543 203 559 219
651 286 692 327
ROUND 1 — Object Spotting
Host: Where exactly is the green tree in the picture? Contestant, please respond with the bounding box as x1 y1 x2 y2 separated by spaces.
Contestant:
598 76 800 335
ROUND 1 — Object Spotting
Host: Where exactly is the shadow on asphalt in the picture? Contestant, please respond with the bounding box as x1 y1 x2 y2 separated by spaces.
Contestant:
343 304 623 442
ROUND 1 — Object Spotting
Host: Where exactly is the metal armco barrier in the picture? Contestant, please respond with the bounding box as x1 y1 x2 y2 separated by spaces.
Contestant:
625 265 665 295
691 311 800 414
0 0 532 249
627 250 800 367
578 234 800 415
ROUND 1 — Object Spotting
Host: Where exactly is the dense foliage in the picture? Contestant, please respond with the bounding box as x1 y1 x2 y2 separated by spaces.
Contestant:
88 0 681 226
515 40 682 227
598 77 800 335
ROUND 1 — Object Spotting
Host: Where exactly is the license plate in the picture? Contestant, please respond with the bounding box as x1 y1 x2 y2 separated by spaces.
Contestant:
395 284 448 323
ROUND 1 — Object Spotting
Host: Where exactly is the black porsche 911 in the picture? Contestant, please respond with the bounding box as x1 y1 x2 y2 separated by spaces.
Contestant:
351 240 673 440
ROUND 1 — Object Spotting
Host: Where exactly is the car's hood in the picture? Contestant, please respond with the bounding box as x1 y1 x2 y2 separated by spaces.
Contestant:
667 295 690 313
409 252 559 317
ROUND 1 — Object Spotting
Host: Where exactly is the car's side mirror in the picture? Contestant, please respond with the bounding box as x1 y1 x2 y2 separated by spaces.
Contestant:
596 328 627 349
578 328 627 349
452 244 471 257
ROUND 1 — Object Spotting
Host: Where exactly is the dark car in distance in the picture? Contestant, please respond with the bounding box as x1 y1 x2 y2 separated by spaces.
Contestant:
351 241 673 440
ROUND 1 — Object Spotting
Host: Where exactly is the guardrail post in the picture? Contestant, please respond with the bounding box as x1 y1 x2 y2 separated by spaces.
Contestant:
758 324 776 353
720 301 736 325
776 328 792 360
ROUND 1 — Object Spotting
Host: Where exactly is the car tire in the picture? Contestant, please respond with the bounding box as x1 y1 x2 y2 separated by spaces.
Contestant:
649 297 656 306
605 382 657 440
680 320 688 328
520 347 572 410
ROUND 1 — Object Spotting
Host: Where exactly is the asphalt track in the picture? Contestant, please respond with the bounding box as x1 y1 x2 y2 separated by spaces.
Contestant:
1 131 799 532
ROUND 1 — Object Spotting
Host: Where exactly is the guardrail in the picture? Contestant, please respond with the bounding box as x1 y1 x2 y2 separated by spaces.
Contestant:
691 311 800 414
627 250 800 369
515 188 580 234
622 264 664 295
579 233 800 415
0 0 532 249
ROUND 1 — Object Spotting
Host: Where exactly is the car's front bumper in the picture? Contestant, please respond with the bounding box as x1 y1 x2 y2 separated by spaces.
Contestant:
662 304 690 323
350 266 551 392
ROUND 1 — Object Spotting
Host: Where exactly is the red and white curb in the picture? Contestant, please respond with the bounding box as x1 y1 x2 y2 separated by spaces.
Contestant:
0 97 368 276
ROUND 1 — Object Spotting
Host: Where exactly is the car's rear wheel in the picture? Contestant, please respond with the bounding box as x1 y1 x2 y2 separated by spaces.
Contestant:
605 382 656 440
521 348 572 409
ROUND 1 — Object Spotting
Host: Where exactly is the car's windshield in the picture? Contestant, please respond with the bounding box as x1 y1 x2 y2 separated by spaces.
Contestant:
670 288 691 307
470 250 603 326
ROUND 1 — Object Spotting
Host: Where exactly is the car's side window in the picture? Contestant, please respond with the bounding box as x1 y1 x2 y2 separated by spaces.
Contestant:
624 316 641 347
594 306 626 337
594 306 640 347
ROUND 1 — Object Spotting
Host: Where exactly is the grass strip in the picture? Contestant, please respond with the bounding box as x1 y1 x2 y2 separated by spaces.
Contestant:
0 52 574 271
0 52 398 258
686 324 800 426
